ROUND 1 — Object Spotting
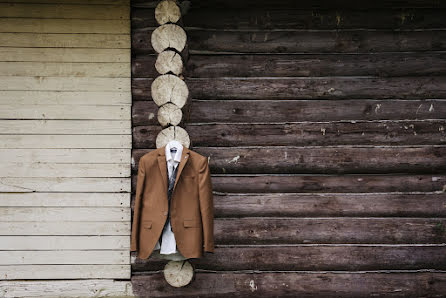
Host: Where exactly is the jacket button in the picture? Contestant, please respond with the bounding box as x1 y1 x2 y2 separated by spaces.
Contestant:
163 211 168 216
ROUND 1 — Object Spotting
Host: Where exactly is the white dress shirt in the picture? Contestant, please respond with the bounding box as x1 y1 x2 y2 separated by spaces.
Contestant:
153 141 183 254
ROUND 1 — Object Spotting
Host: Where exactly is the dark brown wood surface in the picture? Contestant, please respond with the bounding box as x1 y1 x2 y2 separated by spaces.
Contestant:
130 0 446 296
132 245 446 271
131 272 446 297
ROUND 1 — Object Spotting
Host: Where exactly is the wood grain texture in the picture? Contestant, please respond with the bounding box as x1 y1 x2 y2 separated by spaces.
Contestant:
133 146 446 174
132 8 446 30
133 29 446 54
131 272 446 297
133 245 446 271
133 77 446 100
131 192 446 217
133 120 446 147
132 174 446 193
0 222 129 235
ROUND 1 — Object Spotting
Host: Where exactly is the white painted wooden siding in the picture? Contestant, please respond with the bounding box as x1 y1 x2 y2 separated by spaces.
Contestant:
0 0 133 294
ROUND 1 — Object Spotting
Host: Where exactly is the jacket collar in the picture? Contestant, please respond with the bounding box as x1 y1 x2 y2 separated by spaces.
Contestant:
157 144 190 193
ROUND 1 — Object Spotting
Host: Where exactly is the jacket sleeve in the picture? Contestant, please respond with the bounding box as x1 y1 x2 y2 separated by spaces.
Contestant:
130 157 146 252
198 157 215 253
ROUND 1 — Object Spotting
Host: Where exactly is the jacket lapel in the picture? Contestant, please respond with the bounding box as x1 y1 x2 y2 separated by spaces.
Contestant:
157 144 190 195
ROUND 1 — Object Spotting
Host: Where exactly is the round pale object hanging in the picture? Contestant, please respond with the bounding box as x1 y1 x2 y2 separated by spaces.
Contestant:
151 23 187 53
151 74 188 108
155 50 183 75
158 102 182 127
155 0 181 25
156 125 190 148
163 260 194 287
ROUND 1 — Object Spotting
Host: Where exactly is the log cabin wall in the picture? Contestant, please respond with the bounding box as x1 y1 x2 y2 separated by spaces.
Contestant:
0 0 134 296
131 0 446 296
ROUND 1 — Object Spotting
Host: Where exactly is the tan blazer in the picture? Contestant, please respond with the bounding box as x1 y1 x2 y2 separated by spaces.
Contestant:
130 145 215 259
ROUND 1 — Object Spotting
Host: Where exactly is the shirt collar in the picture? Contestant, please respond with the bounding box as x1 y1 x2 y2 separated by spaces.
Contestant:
165 141 183 163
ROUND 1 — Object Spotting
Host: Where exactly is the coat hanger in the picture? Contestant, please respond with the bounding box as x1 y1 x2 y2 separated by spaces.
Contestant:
167 139 183 151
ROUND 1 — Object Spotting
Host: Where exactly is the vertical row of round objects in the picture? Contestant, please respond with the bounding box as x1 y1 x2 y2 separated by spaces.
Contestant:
151 0 191 149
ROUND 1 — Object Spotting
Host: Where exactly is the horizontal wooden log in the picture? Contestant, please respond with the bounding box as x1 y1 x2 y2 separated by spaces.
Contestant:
133 121 446 147
0 207 129 222
1 250 129 265
0 149 130 163
0 48 130 62
131 0 446 9
0 120 131 134
134 53 446 78
0 19 130 34
133 29 446 54
132 146 446 174
132 174 446 193
1 177 130 193
0 77 130 92
133 77 446 100
0 135 132 149
0 62 130 77
0 236 128 250
0 3 129 19
131 192 446 217
131 271 446 297
0 91 131 105
0 33 130 48
212 218 446 244
0 279 133 297
133 8 446 30
0 265 130 280
0 222 129 235
132 100 446 124
132 245 446 271
0 192 129 207
0 163 130 178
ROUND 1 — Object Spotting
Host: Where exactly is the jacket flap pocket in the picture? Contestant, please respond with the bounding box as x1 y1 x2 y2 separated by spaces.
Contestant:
183 219 198 228
142 220 152 229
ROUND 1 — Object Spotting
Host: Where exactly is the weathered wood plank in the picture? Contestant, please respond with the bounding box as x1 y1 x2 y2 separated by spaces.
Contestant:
133 121 446 147
132 100 445 124
0 62 130 77
0 250 129 265
133 29 446 54
133 8 446 30
0 105 130 120
0 149 130 163
0 236 129 249
0 77 130 91
137 192 446 217
0 91 131 105
1 177 130 193
0 222 129 235
0 3 130 19
0 33 130 48
0 265 130 280
131 271 446 297
0 135 132 149
0 19 130 34
0 120 130 134
213 218 446 244
133 245 446 271
133 174 446 194
0 207 130 222
133 77 446 100
0 48 130 62
0 279 133 298
168 53 446 78
0 192 129 207
0 163 130 177
133 146 446 174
